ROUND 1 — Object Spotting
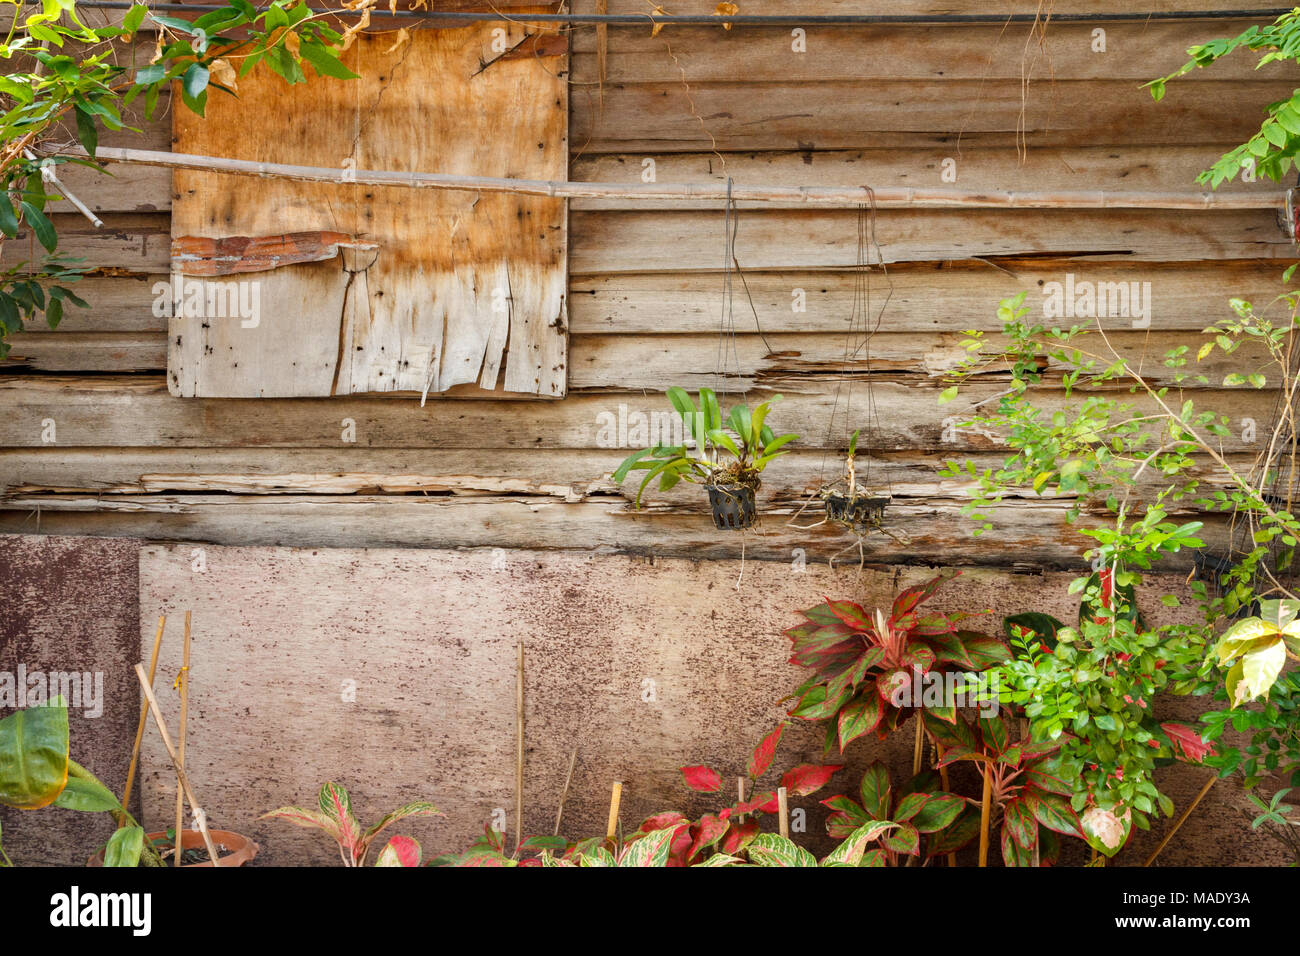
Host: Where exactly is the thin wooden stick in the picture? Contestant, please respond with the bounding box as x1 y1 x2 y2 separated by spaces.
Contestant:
133 663 222 867
912 715 925 776
777 787 790 839
937 765 958 868
736 776 746 822
553 748 578 837
606 781 622 845
118 614 164 828
515 641 525 853
1144 774 1218 867
56 146 1287 211
173 611 191 867
977 767 993 867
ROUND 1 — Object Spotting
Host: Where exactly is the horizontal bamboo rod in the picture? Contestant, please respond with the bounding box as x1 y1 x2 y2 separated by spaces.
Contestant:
75 2 1295 26
58 146 1286 211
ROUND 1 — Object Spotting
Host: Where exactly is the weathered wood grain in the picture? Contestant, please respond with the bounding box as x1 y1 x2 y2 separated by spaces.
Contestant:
171 25 569 398
570 146 1279 211
570 259 1293 333
570 19 1278 83
571 80 1296 153
0 376 1279 451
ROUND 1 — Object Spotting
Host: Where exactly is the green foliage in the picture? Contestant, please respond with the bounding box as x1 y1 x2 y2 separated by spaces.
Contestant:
260 782 442 867
784 572 1009 752
0 0 358 358
611 386 797 506
0 702 161 866
1147 9 1300 186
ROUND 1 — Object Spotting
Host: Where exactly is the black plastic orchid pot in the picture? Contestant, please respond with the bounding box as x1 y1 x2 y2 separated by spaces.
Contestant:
707 482 758 530
824 494 889 526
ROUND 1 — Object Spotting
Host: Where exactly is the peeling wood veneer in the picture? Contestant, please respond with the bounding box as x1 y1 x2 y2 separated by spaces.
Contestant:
170 23 568 399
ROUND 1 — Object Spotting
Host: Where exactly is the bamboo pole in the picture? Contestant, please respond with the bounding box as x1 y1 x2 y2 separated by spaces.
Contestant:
132 663 222 866
118 614 164 828
1144 774 1218 867
553 748 578 837
912 716 925 776
736 776 746 822
515 641 525 853
977 767 993 867
173 611 191 867
57 146 1287 211
777 787 790 840
937 765 958 868
606 781 622 846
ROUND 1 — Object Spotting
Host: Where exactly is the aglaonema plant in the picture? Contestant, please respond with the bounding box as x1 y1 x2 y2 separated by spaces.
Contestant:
0 700 164 866
922 709 1084 866
261 782 441 867
784 572 1009 752
820 762 969 866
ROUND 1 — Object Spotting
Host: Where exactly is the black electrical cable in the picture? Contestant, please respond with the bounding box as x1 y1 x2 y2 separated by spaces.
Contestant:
73 2 1299 27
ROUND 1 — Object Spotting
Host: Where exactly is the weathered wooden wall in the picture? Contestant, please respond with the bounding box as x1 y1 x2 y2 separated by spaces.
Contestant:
0 3 1294 566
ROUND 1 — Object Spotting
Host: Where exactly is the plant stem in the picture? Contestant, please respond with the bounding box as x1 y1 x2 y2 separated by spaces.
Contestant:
67 760 165 867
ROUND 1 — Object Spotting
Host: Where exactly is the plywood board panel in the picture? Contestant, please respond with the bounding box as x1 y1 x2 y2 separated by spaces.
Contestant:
171 24 568 398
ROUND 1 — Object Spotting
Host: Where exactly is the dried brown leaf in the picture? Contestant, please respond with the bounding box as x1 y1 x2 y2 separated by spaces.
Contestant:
383 27 410 55
715 1 738 29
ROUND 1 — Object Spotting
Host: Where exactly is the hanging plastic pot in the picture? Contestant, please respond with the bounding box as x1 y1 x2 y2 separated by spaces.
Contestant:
824 494 889 528
707 482 758 530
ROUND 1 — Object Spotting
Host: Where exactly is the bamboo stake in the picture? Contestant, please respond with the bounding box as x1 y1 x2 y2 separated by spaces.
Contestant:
1144 774 1218 867
553 748 578 837
736 776 746 822
132 663 222 866
118 614 164 828
777 787 789 839
937 765 958 868
515 641 525 853
606 781 622 845
977 767 993 867
173 611 191 867
56 146 1287 211
912 715 925 777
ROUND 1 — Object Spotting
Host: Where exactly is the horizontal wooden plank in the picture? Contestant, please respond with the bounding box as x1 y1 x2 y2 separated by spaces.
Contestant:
572 80 1295 152
14 205 1288 280
3 325 1262 383
569 329 1268 390
0 447 1254 508
22 259 1287 337
570 207 1290 272
573 0 1251 15
0 492 1236 569
0 333 165 373
0 213 169 272
570 20 1278 83
570 146 1279 211
570 259 1292 332
0 376 1277 451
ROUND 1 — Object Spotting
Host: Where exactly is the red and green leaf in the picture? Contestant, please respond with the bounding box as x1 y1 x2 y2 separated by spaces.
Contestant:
1003 796 1038 850
747 723 786 779
681 765 723 793
858 762 892 820
837 692 884 750
781 763 843 797
910 792 966 834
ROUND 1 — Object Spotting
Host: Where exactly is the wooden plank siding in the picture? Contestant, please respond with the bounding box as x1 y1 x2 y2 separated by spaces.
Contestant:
1 7 1294 568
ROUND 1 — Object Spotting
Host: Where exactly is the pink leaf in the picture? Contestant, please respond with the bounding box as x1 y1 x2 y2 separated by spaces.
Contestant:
780 763 844 797
747 723 786 780
1161 722 1217 764
681 765 723 793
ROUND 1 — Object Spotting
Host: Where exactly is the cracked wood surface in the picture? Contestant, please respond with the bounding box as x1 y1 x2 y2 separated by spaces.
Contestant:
170 24 568 398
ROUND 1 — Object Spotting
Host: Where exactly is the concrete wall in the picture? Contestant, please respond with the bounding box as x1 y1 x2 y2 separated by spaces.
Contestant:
0 534 1287 866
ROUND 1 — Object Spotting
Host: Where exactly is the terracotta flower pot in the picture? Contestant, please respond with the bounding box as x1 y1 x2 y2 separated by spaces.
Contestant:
88 829 259 868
